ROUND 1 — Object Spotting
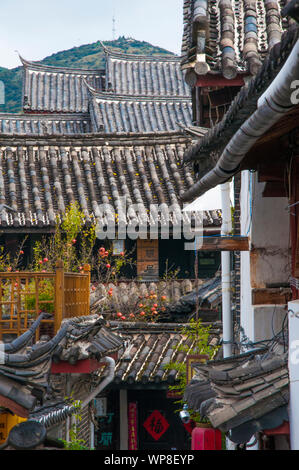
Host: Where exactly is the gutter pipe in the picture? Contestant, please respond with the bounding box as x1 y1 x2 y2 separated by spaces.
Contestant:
182 38 299 202
81 355 115 408
34 354 115 429
221 182 233 359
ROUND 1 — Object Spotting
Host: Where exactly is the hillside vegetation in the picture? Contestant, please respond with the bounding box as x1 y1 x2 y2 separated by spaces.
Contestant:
0 37 175 113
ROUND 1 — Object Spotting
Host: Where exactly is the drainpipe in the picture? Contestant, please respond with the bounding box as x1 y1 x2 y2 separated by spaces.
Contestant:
221 181 235 450
90 421 95 450
35 355 115 429
81 356 115 409
288 300 299 450
221 182 232 358
181 34 299 202
80 356 115 451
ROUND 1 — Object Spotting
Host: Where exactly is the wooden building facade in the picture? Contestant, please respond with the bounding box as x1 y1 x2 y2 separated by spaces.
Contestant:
0 45 223 281
180 0 299 449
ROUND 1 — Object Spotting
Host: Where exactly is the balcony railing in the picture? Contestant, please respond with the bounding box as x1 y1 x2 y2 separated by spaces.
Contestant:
0 260 90 341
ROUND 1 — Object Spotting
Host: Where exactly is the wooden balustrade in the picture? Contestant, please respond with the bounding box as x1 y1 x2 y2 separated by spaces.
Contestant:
0 261 91 341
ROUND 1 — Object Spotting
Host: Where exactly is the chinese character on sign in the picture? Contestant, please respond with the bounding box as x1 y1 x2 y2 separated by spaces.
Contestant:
106 412 114 424
99 431 113 447
99 412 114 425
128 402 138 450
143 410 169 441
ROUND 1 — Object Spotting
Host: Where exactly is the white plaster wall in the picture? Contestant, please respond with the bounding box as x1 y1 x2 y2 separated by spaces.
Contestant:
251 183 289 248
240 250 254 341
250 173 290 287
239 171 289 343
253 305 287 343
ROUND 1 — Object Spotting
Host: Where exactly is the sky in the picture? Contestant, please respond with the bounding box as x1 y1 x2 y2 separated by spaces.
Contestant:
1 0 184 69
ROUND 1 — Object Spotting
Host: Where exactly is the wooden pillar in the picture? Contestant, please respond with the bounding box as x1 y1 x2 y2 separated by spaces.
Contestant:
54 260 64 333
83 264 91 316
119 389 128 450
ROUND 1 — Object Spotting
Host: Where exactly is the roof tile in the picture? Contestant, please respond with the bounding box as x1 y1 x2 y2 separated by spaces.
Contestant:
0 141 221 229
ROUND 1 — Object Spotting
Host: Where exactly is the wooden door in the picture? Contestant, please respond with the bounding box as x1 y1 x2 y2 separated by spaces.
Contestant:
128 389 190 450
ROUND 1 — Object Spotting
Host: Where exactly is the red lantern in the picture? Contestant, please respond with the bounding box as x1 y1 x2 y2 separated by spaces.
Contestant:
191 425 222 450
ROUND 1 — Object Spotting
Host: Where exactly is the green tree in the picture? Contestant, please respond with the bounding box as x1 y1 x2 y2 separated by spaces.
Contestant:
165 318 219 423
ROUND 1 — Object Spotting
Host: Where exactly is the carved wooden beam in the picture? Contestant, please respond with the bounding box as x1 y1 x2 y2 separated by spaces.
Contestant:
198 236 249 251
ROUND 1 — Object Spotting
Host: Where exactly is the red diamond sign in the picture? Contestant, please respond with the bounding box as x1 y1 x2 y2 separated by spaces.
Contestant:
143 410 170 441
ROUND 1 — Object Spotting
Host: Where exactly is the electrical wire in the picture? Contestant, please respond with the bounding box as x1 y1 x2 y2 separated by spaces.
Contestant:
227 308 289 355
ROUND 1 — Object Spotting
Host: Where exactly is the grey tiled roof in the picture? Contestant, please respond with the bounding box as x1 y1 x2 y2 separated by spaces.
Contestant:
181 0 290 77
0 138 221 229
163 274 221 317
0 314 124 417
88 88 192 133
99 321 221 384
57 317 125 363
182 23 299 177
90 276 222 321
104 48 191 97
20 56 105 113
184 349 289 435
17 50 193 135
0 113 92 135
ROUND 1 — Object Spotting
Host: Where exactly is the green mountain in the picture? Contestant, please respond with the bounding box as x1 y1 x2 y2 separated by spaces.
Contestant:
0 37 175 114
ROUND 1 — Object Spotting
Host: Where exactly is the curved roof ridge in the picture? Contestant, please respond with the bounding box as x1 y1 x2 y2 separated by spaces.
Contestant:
101 44 180 62
86 82 192 102
0 112 90 119
19 53 104 75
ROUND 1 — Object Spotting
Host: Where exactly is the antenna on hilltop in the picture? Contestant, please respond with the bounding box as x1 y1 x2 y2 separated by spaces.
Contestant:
112 14 116 41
